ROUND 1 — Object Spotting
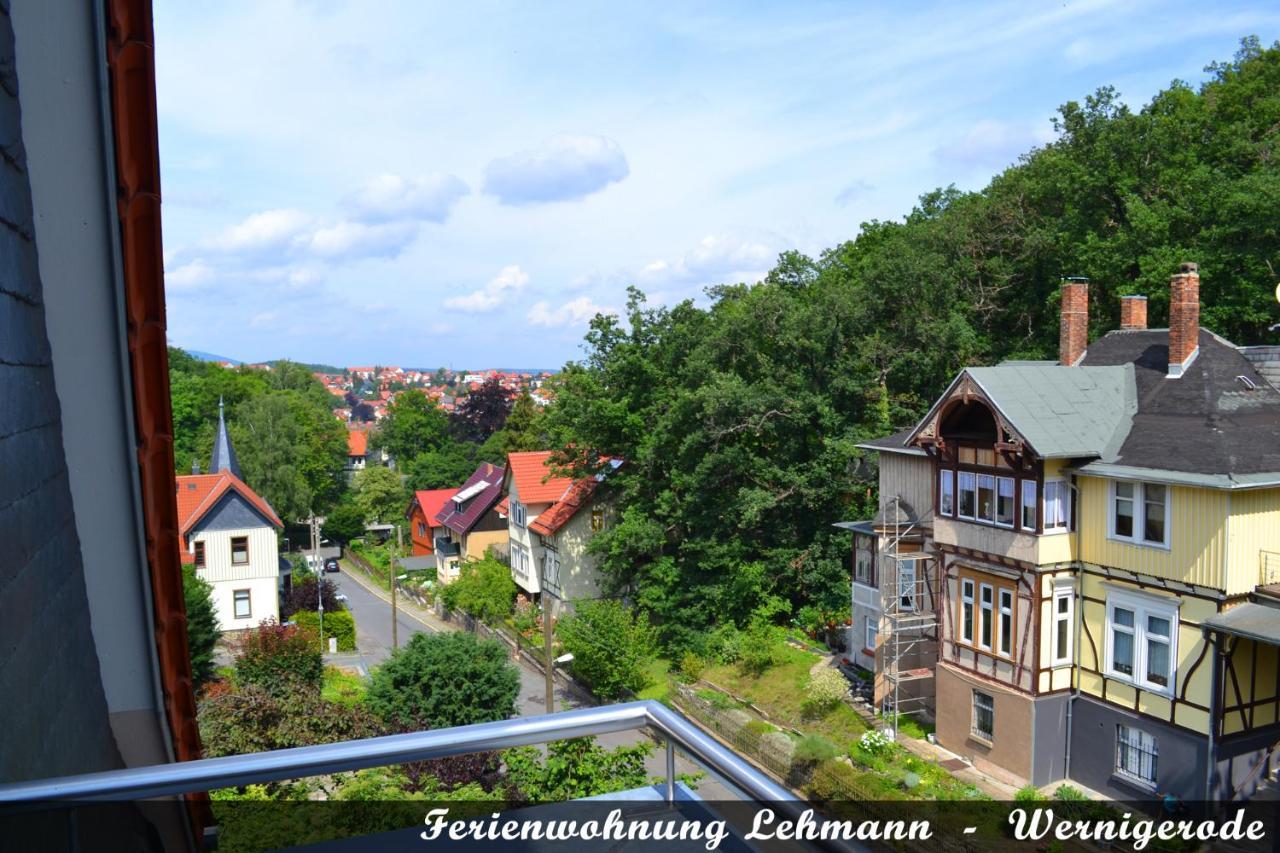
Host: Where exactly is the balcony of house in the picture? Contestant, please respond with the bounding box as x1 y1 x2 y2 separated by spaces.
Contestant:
433 536 461 558
0 702 845 852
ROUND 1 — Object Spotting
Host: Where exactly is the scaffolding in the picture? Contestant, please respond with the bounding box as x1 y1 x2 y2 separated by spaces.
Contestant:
877 496 938 742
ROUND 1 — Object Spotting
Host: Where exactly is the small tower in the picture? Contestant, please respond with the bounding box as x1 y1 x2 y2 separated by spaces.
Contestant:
209 397 242 478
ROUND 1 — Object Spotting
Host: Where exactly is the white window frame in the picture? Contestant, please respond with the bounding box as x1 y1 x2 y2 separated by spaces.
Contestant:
1115 724 1158 789
543 552 562 591
512 500 527 528
976 474 996 523
1108 480 1171 549
939 470 955 517
1021 480 1037 531
864 615 877 652
960 579 975 644
1052 583 1074 666
231 535 250 565
898 562 917 612
1104 589 1178 696
998 588 1014 657
233 589 251 620
995 476 1015 528
957 472 976 520
1043 479 1070 534
978 583 994 650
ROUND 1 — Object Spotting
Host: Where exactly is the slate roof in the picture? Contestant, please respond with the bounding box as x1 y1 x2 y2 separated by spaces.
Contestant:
964 363 1135 460
855 428 925 456
434 462 505 535
1076 328 1280 483
209 398 241 478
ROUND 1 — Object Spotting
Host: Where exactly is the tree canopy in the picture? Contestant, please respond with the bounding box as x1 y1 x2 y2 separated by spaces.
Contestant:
542 39 1280 652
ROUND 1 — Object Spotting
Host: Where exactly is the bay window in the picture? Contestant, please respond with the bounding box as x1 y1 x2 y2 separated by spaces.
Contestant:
1109 481 1170 547
979 583 994 649
996 476 1015 527
958 472 976 519
977 474 996 523
1043 479 1069 532
1106 591 1177 694
1052 585 1074 665
1021 480 1037 531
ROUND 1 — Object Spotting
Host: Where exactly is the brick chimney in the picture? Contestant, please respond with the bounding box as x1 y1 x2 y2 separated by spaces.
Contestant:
1119 295 1148 330
1167 262 1200 378
1059 278 1089 366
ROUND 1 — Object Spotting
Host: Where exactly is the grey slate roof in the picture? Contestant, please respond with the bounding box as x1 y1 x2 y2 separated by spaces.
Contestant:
1078 329 1280 481
209 397 242 478
855 428 926 456
964 363 1135 460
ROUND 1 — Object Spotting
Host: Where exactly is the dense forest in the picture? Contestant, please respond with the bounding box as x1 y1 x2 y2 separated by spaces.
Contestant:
543 38 1280 653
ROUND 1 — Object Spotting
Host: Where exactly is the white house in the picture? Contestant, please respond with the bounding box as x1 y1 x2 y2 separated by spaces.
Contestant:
503 451 617 615
176 402 284 631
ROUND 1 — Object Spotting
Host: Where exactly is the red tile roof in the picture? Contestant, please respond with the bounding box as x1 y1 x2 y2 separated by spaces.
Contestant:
410 488 455 526
507 451 574 504
174 472 283 562
347 428 368 457
529 478 599 536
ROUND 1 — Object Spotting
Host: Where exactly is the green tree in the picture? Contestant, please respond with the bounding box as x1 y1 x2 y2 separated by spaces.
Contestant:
366 632 520 729
230 620 324 696
451 376 513 442
351 465 407 525
439 556 516 622
182 565 220 688
503 737 653 802
322 494 366 544
555 599 657 700
494 391 547 453
402 441 478 491
198 683 380 758
374 390 451 463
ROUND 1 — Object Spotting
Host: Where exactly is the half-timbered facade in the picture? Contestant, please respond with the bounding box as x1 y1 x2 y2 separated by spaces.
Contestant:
879 263 1280 802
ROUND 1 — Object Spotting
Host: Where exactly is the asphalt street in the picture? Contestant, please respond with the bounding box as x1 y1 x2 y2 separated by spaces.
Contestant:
327 564 734 798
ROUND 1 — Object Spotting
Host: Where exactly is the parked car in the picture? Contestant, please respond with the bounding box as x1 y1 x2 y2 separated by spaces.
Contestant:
324 557 340 573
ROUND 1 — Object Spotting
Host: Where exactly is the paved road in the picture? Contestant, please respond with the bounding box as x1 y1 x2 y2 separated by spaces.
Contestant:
328 564 733 798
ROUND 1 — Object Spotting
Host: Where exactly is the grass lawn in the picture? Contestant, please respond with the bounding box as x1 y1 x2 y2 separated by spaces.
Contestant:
322 665 368 707
700 644 870 746
636 658 672 702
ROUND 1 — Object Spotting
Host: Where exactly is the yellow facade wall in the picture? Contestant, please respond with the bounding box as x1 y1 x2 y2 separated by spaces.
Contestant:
1077 476 1227 590
1225 488 1280 597
1076 572 1216 733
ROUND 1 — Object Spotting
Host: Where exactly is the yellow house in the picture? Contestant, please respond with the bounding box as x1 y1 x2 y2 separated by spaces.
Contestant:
873 263 1280 803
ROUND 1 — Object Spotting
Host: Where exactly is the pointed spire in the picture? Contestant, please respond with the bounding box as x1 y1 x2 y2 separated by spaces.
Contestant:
209 397 242 478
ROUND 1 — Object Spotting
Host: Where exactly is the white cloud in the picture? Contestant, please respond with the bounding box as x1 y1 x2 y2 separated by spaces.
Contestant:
345 173 469 223
640 234 778 285
483 135 629 205
933 119 1056 172
249 311 278 328
527 296 615 327
305 220 420 260
444 265 529 312
210 209 312 253
165 258 215 290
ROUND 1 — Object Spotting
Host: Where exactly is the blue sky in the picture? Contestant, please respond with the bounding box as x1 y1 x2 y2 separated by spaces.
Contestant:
154 0 1279 369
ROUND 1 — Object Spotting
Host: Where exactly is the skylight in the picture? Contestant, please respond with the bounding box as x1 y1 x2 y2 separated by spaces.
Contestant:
453 479 489 503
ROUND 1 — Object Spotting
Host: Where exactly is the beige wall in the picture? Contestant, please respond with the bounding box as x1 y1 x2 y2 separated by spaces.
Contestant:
936 661 1033 782
548 497 607 604
463 528 508 563
879 452 933 519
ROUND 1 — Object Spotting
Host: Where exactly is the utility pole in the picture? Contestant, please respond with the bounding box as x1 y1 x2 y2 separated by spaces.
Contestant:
391 524 400 650
543 563 555 714
311 514 323 653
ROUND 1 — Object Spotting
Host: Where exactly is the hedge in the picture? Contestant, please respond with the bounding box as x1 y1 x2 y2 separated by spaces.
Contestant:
293 610 356 652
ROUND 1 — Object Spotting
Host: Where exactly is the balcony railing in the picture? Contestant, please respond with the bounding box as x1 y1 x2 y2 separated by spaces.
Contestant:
433 536 461 558
0 701 796 805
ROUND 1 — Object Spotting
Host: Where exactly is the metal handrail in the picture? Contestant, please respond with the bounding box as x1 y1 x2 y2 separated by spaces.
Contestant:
0 700 796 804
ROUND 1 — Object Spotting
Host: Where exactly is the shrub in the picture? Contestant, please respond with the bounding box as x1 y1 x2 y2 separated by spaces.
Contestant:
739 618 784 675
504 738 653 802
1014 784 1044 803
293 609 356 652
802 668 848 717
706 624 742 664
366 632 519 729
808 759 900 802
556 599 658 700
231 619 323 695
282 577 342 619
857 729 892 756
678 651 707 682
793 734 841 764
796 605 824 635
440 556 516 623
182 565 220 689
198 682 381 758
